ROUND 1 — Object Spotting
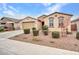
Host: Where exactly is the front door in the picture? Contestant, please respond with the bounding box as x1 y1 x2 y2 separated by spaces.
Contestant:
42 22 44 26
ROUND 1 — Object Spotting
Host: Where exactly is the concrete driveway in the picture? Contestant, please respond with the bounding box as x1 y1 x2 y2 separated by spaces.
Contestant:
0 30 79 55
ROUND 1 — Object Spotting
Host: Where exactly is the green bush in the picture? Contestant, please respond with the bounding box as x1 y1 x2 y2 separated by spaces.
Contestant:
42 25 48 30
23 29 30 34
76 32 79 40
0 27 4 32
33 30 39 36
52 31 60 38
32 27 36 31
43 30 48 35
42 25 48 35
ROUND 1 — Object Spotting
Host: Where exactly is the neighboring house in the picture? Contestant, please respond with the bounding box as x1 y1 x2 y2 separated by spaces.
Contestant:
0 17 18 31
38 12 73 32
71 18 79 32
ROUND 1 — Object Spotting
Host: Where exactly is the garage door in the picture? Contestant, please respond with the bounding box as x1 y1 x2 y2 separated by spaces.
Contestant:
22 22 35 29
71 24 77 31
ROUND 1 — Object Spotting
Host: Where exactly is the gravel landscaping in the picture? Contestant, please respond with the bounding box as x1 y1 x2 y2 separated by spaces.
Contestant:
9 31 79 52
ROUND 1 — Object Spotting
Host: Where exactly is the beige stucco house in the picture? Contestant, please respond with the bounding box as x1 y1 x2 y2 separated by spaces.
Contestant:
38 12 73 32
0 12 73 32
18 16 40 30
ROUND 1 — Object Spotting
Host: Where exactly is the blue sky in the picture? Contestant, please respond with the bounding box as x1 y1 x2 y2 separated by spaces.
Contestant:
0 3 79 20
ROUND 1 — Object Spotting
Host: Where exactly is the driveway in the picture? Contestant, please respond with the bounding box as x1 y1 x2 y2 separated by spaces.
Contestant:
0 30 23 38
0 30 79 55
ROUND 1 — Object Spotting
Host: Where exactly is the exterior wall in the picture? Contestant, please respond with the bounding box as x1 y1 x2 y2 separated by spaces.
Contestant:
43 13 72 32
71 21 79 32
36 21 42 30
18 18 39 30
14 22 20 30
0 20 16 30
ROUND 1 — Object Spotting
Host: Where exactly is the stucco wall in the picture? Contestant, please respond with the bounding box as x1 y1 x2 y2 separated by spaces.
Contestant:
43 13 72 32
18 18 39 30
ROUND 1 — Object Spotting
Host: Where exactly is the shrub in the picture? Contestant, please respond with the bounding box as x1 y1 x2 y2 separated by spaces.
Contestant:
42 25 48 30
76 32 79 40
0 27 4 32
23 29 30 34
66 29 72 34
33 30 39 36
42 25 48 35
32 27 36 31
43 30 48 35
52 31 60 38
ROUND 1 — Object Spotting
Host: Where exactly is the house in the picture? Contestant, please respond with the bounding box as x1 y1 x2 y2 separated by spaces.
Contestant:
18 16 40 30
71 18 79 32
0 17 18 31
38 12 73 33
0 12 73 32
0 16 40 31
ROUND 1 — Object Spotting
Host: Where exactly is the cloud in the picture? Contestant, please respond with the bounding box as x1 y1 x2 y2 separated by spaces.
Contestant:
71 15 79 20
9 6 18 12
45 3 68 14
1 3 24 19
2 3 17 16
41 3 52 7
2 3 7 10
3 10 15 16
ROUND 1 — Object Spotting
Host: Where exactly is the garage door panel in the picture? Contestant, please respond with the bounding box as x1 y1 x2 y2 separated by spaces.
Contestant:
22 22 35 29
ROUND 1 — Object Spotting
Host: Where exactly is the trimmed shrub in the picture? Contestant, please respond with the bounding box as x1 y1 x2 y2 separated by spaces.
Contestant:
42 25 48 35
32 27 36 31
52 31 60 38
23 29 30 34
43 30 48 35
76 32 79 40
0 27 4 32
33 30 39 36
42 25 48 30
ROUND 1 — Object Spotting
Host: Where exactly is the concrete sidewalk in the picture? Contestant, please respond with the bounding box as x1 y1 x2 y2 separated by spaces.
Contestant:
0 30 23 38
0 30 79 55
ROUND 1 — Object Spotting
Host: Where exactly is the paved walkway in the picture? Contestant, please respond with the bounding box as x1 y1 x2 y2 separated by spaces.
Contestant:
0 30 79 55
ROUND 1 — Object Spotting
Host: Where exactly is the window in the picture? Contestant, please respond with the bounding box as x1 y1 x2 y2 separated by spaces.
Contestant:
58 16 64 27
49 17 54 27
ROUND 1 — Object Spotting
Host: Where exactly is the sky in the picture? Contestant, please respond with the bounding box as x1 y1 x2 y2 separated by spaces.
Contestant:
0 3 79 20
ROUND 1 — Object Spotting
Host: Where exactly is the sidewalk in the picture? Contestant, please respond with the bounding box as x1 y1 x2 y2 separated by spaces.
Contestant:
0 30 79 55
0 30 23 38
